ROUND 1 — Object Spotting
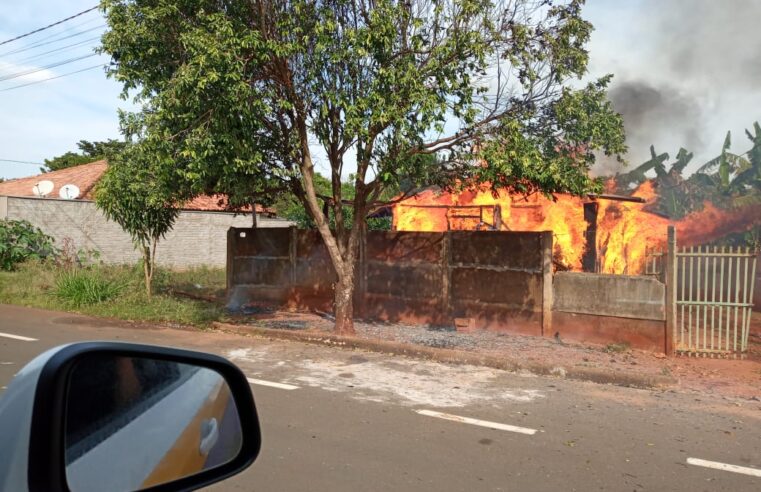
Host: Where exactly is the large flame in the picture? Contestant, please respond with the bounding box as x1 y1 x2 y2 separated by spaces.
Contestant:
392 181 761 274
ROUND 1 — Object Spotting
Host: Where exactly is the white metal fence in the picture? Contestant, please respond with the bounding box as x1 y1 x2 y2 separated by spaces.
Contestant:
674 245 757 357
647 228 757 357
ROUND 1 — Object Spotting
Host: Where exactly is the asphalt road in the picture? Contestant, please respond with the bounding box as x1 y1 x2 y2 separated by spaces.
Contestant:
1 304 760 491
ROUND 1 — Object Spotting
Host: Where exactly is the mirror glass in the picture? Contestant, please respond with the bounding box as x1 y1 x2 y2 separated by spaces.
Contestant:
64 354 243 492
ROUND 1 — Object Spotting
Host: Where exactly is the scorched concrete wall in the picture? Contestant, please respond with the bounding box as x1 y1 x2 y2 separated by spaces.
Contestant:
1 195 292 268
227 228 553 335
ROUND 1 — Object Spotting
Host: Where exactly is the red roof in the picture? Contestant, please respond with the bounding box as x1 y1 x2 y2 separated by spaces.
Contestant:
0 161 268 213
0 160 106 200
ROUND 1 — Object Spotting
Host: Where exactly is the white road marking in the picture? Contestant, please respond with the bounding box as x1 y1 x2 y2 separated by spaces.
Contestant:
687 458 761 478
246 377 299 391
415 409 537 435
0 332 37 342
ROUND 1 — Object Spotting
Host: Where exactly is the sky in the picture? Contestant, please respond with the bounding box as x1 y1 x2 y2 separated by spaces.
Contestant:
1 1 759 181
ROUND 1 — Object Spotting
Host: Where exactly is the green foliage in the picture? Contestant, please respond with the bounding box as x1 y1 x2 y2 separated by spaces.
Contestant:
95 144 179 296
273 172 394 230
100 0 625 212
0 219 57 271
55 268 125 307
0 262 224 326
96 146 178 251
43 139 127 172
619 121 761 222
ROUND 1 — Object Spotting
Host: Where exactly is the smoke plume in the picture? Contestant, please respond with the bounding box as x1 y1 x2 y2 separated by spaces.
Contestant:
589 0 761 176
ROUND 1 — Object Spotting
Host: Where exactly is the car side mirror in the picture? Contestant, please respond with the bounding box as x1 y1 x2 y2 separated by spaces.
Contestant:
1 342 261 492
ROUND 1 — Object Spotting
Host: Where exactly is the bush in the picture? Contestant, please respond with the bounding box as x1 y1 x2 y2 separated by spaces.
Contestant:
55 268 125 307
0 220 57 271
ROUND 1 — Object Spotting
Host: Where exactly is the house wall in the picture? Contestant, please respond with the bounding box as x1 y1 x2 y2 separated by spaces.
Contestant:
228 228 552 335
1 196 292 268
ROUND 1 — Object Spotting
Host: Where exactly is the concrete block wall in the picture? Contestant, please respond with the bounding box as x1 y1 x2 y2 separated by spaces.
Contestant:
0 195 292 268
228 228 552 334
552 272 666 352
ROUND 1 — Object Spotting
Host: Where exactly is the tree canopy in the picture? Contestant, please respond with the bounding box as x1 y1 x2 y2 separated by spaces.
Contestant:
42 139 127 172
100 0 626 333
94 144 179 297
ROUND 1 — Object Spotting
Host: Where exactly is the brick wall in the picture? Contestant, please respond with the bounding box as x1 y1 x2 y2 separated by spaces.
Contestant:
0 195 292 268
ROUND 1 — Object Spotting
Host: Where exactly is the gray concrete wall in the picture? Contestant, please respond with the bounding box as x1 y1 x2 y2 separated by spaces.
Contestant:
553 271 665 321
1 195 292 268
552 271 667 352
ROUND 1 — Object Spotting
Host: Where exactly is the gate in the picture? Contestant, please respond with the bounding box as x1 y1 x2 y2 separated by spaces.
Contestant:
665 229 758 357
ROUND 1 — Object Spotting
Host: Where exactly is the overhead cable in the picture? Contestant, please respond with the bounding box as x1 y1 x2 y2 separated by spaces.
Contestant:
0 25 105 58
0 53 99 82
13 36 101 65
0 158 43 165
0 63 104 92
0 6 99 47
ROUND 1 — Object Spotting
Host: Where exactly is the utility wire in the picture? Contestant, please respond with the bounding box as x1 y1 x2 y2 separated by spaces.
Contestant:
0 53 98 82
0 63 104 92
0 25 105 58
25 15 102 45
0 159 43 165
0 6 99 47
13 36 101 65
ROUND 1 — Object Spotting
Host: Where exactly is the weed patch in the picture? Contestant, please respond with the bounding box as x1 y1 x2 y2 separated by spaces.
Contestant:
55 269 125 307
0 261 226 327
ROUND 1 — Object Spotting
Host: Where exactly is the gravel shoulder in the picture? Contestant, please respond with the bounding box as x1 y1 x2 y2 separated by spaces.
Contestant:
218 309 761 400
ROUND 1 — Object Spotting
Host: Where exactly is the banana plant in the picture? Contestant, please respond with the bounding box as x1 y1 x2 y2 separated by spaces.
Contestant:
729 122 761 206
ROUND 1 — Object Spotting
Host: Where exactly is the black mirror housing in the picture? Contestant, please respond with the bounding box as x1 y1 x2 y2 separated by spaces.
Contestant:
25 342 261 492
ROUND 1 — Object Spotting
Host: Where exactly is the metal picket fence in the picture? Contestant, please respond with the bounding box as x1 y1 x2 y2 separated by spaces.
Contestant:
674 245 757 357
649 228 757 357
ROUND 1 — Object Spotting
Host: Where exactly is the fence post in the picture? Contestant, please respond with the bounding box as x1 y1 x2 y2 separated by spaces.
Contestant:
665 226 677 355
541 231 553 337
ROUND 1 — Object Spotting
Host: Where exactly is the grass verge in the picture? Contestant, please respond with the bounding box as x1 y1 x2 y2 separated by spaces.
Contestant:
0 261 226 327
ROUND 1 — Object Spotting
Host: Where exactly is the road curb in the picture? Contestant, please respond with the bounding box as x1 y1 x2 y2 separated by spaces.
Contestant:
211 322 676 390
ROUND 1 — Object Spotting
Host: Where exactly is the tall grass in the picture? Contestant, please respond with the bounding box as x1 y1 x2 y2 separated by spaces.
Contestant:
0 261 226 327
55 269 125 307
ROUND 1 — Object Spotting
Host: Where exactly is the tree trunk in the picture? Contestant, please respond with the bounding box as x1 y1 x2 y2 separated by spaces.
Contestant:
142 244 152 298
333 268 355 334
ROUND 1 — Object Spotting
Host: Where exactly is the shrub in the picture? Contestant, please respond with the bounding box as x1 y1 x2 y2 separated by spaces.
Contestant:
0 220 57 271
55 268 124 307
55 237 101 269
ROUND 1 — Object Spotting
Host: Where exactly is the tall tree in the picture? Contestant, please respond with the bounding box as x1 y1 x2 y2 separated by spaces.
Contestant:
42 139 128 172
100 0 626 334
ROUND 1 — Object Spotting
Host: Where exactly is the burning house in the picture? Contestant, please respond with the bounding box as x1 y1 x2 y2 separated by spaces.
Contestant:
391 179 761 276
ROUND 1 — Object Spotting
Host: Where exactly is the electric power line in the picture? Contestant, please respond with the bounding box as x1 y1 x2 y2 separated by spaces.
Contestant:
0 6 99 47
13 36 101 65
0 53 99 83
0 159 43 165
23 14 102 46
0 63 105 92
0 24 105 58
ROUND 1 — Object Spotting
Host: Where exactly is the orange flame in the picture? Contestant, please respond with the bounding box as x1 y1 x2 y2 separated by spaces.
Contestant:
392 181 760 274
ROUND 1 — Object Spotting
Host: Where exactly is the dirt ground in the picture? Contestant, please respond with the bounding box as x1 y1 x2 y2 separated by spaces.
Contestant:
228 308 761 400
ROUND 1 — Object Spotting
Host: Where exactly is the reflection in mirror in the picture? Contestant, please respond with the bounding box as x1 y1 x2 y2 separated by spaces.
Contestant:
64 355 243 492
